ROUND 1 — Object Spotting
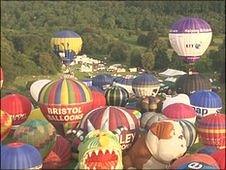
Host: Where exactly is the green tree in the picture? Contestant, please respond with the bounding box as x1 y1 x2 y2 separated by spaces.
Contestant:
146 29 159 49
109 45 129 62
137 34 147 47
130 49 142 67
154 48 170 70
170 52 189 72
141 50 155 71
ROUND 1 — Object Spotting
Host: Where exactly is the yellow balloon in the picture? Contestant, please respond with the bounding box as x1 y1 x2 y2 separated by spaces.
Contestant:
27 108 47 121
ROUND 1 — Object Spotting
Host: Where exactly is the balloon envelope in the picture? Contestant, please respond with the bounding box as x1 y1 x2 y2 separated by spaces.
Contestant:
27 108 48 121
190 90 222 117
13 119 57 158
1 110 12 141
169 17 212 63
197 113 225 149
51 30 82 65
1 93 32 126
175 74 212 96
92 74 113 90
132 73 160 97
91 88 106 109
1 142 43 169
30 79 52 102
169 153 219 169
113 76 134 95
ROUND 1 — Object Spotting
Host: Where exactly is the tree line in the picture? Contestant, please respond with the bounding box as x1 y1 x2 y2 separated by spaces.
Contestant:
1 1 225 84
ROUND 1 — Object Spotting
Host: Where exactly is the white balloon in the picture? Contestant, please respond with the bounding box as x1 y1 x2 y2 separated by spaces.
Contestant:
162 94 190 111
30 79 51 102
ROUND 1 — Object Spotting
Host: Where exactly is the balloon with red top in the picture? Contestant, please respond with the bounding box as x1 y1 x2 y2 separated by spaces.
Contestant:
162 103 196 124
0 110 12 141
78 106 141 151
1 93 32 127
90 87 106 109
210 148 225 170
1 142 43 169
38 78 93 136
197 113 225 149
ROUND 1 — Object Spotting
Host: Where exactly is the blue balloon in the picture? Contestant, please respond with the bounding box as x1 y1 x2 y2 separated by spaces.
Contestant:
197 145 218 155
92 74 113 90
1 142 42 169
113 77 133 85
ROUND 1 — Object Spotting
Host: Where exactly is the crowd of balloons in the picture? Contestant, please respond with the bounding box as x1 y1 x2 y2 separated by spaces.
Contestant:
0 17 225 170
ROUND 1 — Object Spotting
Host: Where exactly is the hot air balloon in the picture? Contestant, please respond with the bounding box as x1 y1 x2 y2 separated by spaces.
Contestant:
140 112 167 131
38 78 93 136
169 17 212 63
178 120 197 149
78 130 123 170
113 76 134 96
13 119 57 159
162 94 190 111
175 74 212 95
30 79 52 102
43 135 72 169
132 73 160 98
1 142 43 169
197 113 225 149
169 153 219 169
92 74 113 91
79 106 141 151
91 88 106 109
51 30 82 66
210 148 225 170
190 90 222 117
1 110 12 141
1 93 32 128
0 67 3 88
105 86 129 107
162 103 197 124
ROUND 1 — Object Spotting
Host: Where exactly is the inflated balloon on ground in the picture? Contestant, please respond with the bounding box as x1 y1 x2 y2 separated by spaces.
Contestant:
38 78 93 136
132 73 160 97
90 87 106 109
79 106 141 151
92 74 113 90
1 93 32 127
113 76 134 96
0 110 12 141
190 90 222 117
1 142 43 170
175 74 212 96
105 86 129 107
43 135 72 169
169 153 219 169
13 119 57 158
197 113 225 149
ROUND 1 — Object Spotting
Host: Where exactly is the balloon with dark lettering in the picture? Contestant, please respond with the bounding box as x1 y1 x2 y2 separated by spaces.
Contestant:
0 67 3 88
175 74 212 96
190 90 222 117
169 153 219 169
163 103 196 124
132 73 160 97
79 106 141 151
1 110 12 141
1 142 43 169
197 113 225 149
43 135 72 169
39 78 93 136
30 79 52 102
13 119 57 159
51 30 82 66
0 93 32 128
105 86 129 107
92 74 113 91
169 17 212 63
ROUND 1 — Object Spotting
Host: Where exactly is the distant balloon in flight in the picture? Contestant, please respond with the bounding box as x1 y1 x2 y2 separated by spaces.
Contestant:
51 30 82 65
169 17 212 63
